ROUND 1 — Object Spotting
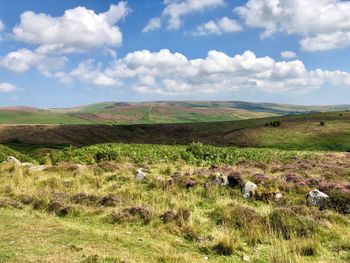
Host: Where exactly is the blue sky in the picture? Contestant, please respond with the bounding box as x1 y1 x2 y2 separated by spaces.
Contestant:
0 0 350 107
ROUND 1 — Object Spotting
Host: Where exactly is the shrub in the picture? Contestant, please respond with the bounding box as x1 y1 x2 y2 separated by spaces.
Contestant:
268 208 317 240
326 191 350 214
110 206 153 224
213 235 235 255
320 121 325 126
47 200 71 217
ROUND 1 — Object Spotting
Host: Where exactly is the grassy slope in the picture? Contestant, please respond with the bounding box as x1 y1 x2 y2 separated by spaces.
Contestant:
1 101 350 125
0 110 95 125
1 111 350 152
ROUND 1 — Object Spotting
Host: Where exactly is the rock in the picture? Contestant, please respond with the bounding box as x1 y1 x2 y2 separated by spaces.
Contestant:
242 181 257 199
307 189 329 209
213 173 228 186
28 165 47 172
275 192 283 201
4 156 21 165
135 168 146 180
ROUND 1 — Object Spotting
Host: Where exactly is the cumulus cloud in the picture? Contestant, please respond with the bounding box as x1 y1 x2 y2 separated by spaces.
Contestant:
71 59 121 86
193 17 242 36
13 1 130 54
144 0 224 31
0 48 67 75
59 49 350 95
281 51 297 59
143 17 161 33
236 0 350 51
0 82 17 93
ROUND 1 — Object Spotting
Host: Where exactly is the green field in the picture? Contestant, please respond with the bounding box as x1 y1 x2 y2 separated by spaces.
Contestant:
1 101 350 125
1 111 350 153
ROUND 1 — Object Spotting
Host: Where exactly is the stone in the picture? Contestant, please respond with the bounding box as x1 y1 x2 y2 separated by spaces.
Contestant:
274 192 283 201
213 173 229 186
4 156 21 165
135 168 146 180
242 181 257 199
307 189 329 208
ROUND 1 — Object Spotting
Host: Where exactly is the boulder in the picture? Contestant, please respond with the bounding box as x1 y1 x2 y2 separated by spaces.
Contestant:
307 189 329 209
4 156 21 165
213 173 229 186
242 181 257 199
135 168 146 180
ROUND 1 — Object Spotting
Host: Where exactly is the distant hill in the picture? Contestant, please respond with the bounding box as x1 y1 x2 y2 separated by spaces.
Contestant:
1 111 350 152
0 101 350 125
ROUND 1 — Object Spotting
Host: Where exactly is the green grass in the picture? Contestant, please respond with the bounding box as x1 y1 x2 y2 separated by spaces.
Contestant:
2 101 349 125
0 149 349 262
0 110 95 124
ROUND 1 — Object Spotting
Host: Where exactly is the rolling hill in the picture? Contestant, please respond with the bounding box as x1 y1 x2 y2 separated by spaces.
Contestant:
1 101 350 125
1 110 350 153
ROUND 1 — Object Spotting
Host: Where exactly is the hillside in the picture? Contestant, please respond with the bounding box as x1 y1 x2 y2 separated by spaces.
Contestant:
1 101 350 125
1 142 350 262
1 111 350 153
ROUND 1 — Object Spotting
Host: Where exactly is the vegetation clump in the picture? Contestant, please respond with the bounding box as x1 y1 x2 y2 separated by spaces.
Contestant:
268 208 317 240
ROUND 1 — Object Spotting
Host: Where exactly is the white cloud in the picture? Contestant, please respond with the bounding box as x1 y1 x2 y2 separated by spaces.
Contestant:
0 82 17 93
193 17 242 36
0 48 67 75
144 0 224 31
236 0 350 51
143 17 161 33
281 51 297 59
61 49 350 95
13 1 130 54
71 59 121 86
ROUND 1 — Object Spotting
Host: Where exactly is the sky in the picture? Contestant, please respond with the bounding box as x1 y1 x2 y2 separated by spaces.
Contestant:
0 0 350 108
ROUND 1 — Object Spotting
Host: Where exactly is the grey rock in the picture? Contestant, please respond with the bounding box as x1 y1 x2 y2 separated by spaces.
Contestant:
307 189 329 208
213 173 229 186
135 168 146 180
242 181 257 199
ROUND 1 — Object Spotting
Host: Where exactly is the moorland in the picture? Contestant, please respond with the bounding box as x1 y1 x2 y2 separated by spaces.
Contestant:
0 102 349 262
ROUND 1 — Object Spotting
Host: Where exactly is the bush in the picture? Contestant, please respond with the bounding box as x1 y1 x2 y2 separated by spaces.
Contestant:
326 191 350 214
213 235 235 255
268 208 317 240
320 121 325 126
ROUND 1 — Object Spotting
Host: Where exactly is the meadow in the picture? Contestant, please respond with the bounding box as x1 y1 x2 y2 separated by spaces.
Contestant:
0 142 349 262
